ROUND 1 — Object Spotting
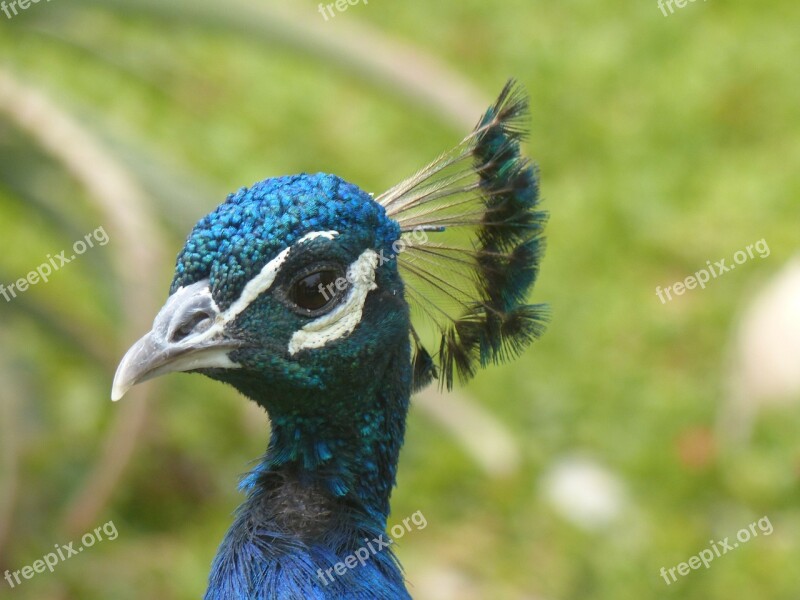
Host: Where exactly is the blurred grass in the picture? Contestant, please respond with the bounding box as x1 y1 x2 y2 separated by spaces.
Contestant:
1 1 799 599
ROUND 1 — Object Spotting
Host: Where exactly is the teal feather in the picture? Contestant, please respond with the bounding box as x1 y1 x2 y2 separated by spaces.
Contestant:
378 79 548 389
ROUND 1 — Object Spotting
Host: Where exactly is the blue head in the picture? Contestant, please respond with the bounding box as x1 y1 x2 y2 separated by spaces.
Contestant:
168 173 407 398
114 173 412 509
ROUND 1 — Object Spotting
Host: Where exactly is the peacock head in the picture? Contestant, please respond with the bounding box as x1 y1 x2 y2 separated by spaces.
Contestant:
111 174 413 411
112 81 548 418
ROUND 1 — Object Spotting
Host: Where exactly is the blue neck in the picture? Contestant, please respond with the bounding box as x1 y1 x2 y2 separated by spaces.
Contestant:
204 342 412 599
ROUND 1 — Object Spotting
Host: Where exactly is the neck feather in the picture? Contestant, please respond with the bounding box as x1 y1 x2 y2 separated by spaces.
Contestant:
247 337 411 518
204 339 412 599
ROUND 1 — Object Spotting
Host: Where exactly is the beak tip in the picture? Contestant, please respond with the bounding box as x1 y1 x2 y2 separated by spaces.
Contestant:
111 360 134 402
110 378 128 402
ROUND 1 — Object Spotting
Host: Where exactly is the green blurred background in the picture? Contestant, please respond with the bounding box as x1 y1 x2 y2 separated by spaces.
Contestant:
1 1 799 598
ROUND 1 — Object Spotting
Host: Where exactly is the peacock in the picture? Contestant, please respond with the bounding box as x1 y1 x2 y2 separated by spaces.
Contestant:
111 80 547 599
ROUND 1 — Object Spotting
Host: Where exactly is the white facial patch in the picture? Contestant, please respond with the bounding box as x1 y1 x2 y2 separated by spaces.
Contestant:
112 230 350 400
224 246 292 324
221 230 340 325
288 249 379 355
297 230 339 244
168 230 342 348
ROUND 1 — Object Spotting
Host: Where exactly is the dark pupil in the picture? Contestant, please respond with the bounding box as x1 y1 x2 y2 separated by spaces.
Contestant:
291 270 339 311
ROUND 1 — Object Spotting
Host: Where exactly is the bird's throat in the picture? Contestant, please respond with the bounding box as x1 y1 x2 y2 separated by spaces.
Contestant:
205 343 413 599
239 341 412 529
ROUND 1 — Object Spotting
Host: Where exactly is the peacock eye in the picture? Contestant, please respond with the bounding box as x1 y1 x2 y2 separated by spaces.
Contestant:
289 270 341 312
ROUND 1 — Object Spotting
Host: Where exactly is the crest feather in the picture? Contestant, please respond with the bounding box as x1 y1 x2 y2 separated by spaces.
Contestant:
377 79 548 390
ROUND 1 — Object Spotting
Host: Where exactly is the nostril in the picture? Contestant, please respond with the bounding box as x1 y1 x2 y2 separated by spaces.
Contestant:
170 311 213 343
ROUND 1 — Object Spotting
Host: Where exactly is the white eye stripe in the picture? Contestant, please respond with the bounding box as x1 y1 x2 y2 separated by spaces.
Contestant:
167 230 343 348
222 230 340 324
297 230 339 244
288 249 379 355
222 246 292 325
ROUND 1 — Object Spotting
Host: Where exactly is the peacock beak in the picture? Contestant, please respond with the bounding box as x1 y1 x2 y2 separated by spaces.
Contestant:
111 279 242 401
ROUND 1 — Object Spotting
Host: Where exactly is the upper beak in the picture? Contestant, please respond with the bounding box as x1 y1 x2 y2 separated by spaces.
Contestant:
111 279 241 401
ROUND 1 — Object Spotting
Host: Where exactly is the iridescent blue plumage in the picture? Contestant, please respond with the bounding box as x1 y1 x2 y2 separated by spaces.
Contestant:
171 174 400 306
111 80 546 599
